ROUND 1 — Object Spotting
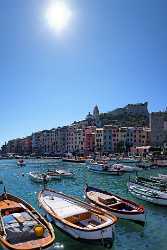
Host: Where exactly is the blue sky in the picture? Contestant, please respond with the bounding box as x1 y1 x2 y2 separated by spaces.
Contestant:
1 0 167 145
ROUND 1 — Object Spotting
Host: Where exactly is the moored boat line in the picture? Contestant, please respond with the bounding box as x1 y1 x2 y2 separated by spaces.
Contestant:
38 189 117 246
29 169 74 183
87 161 142 175
29 172 61 183
62 158 86 163
0 158 167 249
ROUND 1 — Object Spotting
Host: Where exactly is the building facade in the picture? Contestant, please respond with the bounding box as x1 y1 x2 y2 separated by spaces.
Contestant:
150 111 167 147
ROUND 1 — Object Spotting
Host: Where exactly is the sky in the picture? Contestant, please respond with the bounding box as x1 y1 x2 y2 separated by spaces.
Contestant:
1 0 167 145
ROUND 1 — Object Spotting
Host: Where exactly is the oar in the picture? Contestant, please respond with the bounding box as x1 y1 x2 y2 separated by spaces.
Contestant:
19 203 47 229
0 210 7 237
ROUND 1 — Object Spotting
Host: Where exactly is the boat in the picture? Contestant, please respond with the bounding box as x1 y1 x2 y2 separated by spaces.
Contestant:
54 169 74 178
38 189 117 246
29 172 61 183
88 163 124 175
128 180 167 206
111 164 142 172
0 191 55 249
152 158 167 167
85 185 145 224
88 162 141 174
17 159 26 167
117 158 141 164
62 158 86 163
133 176 167 191
158 174 167 181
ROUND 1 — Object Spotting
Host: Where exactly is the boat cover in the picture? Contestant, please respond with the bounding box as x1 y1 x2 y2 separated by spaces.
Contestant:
43 194 87 218
3 212 48 244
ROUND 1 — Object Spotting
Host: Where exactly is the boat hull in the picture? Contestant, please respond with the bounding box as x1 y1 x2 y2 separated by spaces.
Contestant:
85 186 145 223
128 182 167 206
105 210 144 223
62 159 85 163
44 212 115 241
29 172 60 183
88 168 124 175
38 189 117 246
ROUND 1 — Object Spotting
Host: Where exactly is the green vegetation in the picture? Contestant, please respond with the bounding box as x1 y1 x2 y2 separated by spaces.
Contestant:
99 112 149 127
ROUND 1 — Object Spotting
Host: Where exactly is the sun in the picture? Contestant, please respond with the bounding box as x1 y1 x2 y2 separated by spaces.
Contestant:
45 1 72 33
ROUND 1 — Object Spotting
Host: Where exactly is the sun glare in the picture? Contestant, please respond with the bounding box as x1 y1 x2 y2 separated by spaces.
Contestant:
45 1 72 33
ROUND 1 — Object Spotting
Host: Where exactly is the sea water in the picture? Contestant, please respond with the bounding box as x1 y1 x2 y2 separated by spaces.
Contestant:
0 159 166 250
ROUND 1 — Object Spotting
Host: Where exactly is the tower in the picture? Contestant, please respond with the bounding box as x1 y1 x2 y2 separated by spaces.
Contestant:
93 105 99 120
93 105 101 127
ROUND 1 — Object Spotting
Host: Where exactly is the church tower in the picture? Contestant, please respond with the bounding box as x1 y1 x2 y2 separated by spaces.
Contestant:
93 105 99 119
93 105 100 127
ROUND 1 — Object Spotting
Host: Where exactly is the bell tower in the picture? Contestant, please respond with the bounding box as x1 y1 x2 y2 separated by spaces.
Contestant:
93 105 100 127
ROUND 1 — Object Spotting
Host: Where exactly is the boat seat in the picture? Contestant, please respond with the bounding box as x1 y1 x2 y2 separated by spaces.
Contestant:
76 219 100 228
66 212 91 224
98 196 118 205
108 201 123 207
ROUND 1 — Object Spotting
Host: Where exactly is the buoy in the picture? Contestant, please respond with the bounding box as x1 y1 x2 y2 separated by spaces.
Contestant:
34 224 45 237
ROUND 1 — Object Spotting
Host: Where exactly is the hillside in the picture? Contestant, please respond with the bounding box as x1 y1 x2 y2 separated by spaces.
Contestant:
99 112 149 127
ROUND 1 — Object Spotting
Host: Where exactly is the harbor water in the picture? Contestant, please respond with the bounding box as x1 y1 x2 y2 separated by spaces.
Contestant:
0 159 167 250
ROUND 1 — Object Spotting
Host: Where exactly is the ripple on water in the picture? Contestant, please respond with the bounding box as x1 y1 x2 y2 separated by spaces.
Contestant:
0 159 167 250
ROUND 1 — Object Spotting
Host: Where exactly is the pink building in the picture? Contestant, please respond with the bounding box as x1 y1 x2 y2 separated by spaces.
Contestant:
84 127 96 154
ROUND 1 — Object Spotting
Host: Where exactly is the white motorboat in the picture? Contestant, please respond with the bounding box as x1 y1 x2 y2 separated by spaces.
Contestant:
53 169 74 178
158 174 167 181
128 181 167 206
111 164 142 172
88 163 124 175
132 176 167 191
38 189 117 246
88 162 141 174
29 172 60 183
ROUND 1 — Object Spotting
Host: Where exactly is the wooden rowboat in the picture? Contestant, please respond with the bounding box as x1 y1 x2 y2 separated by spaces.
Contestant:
85 185 145 224
38 189 117 247
0 192 55 250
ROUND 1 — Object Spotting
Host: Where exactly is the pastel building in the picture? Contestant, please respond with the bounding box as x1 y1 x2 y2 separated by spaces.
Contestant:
112 127 120 152
6 136 32 155
84 126 96 154
95 128 104 152
66 126 85 154
103 125 113 153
